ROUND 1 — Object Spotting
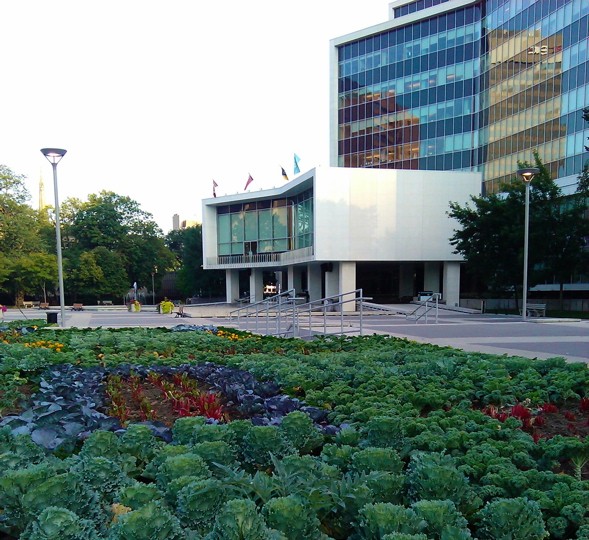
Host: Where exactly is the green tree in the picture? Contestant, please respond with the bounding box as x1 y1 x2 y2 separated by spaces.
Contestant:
0 165 44 254
3 252 57 306
449 153 588 308
63 191 175 298
166 225 225 299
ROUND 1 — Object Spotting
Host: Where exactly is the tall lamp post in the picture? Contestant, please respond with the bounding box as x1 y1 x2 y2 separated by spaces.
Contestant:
517 167 539 321
151 266 158 305
41 148 67 327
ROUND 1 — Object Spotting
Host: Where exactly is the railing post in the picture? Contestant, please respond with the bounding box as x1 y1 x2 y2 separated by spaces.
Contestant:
359 288 364 336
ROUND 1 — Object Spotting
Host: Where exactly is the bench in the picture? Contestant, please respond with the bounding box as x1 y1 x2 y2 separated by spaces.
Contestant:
72 303 84 311
22 301 34 308
39 302 50 309
100 300 113 306
520 303 546 317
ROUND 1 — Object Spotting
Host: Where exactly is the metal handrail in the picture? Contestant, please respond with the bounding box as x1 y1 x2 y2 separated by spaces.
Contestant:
230 289 298 335
231 289 368 338
406 293 441 324
292 289 367 338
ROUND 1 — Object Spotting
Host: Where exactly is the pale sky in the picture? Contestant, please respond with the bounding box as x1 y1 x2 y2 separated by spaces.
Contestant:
1 1 389 233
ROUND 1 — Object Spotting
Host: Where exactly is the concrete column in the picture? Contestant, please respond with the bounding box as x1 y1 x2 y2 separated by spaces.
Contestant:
339 261 356 312
443 261 461 307
307 263 322 302
288 266 303 295
249 269 264 304
324 263 339 299
399 264 414 299
226 269 239 303
424 262 440 294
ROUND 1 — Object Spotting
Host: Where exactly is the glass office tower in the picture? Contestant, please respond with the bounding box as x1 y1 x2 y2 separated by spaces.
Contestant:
332 0 589 194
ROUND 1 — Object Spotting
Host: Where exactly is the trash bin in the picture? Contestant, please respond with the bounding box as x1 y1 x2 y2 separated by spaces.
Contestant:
47 312 58 324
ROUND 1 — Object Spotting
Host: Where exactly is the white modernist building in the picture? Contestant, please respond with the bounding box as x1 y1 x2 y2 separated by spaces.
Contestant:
202 166 481 309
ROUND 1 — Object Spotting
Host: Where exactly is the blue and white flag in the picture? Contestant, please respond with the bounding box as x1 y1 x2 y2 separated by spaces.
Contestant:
294 153 301 175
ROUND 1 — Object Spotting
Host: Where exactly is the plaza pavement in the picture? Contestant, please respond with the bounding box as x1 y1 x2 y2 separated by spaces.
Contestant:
2 303 588 363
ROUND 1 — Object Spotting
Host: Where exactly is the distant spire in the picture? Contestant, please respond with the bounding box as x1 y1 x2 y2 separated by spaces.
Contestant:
39 171 47 211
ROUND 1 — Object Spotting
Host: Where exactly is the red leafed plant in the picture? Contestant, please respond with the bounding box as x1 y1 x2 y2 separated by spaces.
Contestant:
104 371 227 426
540 402 559 414
580 398 589 412
510 403 532 421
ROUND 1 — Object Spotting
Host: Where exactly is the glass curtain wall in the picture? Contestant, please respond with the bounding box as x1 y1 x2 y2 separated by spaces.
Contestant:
482 0 589 192
337 4 482 172
217 189 313 257
336 0 589 192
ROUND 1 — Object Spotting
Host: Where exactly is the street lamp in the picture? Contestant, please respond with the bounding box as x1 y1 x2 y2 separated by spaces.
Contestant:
151 266 158 305
517 167 539 321
41 148 67 328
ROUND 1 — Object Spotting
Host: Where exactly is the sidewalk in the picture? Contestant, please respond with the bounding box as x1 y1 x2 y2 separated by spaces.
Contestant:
2 305 588 364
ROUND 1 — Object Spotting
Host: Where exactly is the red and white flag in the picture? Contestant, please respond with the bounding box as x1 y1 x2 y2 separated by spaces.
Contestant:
244 174 254 191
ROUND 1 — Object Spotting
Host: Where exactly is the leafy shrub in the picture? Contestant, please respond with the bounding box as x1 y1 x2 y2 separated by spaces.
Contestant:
119 424 163 469
242 426 294 470
191 440 237 468
361 416 406 449
21 473 103 532
155 453 210 490
475 497 548 540
355 503 427 539
262 495 322 539
70 456 131 502
20 506 101 540
278 411 323 454
116 482 162 509
208 498 270 540
381 535 428 540
78 430 120 460
142 444 192 480
0 462 57 533
320 443 358 471
411 499 471 539
107 501 185 540
365 471 405 504
406 452 469 505
0 428 48 470
171 416 207 445
351 447 404 474
175 477 227 531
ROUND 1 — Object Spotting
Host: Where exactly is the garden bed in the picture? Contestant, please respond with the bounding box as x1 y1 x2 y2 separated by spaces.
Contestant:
2 322 589 539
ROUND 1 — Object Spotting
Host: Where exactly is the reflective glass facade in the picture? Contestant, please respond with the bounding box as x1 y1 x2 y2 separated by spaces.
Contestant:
335 0 589 192
216 188 313 256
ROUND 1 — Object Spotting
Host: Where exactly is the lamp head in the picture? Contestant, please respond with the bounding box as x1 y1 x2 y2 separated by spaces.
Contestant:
517 167 539 183
41 148 67 165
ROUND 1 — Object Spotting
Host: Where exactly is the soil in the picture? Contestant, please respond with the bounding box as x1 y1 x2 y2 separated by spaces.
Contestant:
103 374 242 427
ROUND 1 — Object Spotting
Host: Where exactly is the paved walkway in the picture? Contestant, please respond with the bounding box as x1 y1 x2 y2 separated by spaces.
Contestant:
2 304 588 363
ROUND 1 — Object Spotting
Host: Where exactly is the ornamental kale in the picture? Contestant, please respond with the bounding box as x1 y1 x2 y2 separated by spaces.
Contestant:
262 495 322 540
411 499 471 539
242 426 295 470
278 411 324 455
406 452 470 506
355 503 427 539
20 506 101 540
107 501 185 540
207 498 271 540
175 477 227 532
475 497 548 540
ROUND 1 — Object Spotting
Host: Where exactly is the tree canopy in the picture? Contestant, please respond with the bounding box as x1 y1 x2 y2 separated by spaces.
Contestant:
0 175 177 305
449 152 589 305
165 225 225 300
